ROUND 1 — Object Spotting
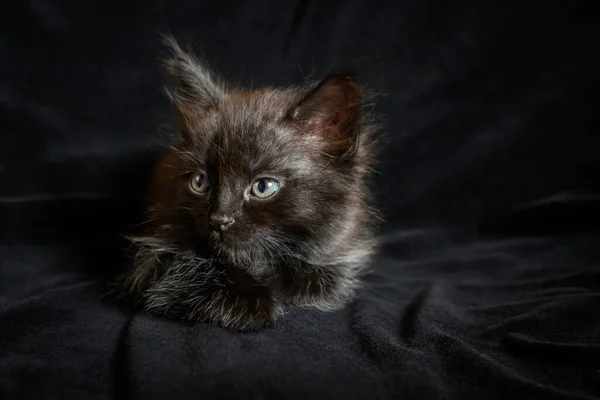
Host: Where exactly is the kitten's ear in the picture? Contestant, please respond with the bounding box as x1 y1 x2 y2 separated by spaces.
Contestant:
162 35 227 118
288 75 361 158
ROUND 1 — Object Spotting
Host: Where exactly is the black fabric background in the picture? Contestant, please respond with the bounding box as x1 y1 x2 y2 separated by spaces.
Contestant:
1 1 600 399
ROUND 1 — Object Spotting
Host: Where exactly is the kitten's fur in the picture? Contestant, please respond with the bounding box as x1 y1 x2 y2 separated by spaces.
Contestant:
121 36 380 332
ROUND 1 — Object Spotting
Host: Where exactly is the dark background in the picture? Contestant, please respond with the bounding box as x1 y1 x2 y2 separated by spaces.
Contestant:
1 1 599 399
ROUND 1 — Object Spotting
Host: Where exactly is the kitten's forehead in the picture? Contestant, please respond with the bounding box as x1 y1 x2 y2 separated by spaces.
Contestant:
222 89 295 122
217 90 295 149
184 89 314 175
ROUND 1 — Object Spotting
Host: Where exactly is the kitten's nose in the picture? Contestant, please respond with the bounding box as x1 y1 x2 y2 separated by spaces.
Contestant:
209 215 235 232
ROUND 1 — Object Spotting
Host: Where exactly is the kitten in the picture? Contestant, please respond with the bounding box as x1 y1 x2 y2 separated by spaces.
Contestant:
120 37 380 332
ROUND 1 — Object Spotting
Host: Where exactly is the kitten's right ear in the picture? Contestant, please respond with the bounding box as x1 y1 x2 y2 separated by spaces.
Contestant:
287 74 362 159
162 35 226 119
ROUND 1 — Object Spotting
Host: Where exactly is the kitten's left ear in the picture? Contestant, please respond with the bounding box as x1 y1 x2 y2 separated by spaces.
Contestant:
288 74 361 158
162 35 227 118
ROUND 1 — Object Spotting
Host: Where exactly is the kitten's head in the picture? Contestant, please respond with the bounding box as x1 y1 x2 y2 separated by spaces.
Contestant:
146 37 378 272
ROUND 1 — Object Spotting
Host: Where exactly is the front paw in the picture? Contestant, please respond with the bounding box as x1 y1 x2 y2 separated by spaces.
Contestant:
204 284 284 332
142 264 283 332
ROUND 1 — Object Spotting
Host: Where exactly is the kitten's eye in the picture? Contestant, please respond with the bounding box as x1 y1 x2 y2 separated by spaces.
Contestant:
189 173 209 194
251 178 280 199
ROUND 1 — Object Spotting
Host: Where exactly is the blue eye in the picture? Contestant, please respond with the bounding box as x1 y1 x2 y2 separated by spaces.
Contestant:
251 178 280 199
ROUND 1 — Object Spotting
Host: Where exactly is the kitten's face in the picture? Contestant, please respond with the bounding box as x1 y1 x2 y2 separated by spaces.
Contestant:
150 39 373 267
170 92 356 264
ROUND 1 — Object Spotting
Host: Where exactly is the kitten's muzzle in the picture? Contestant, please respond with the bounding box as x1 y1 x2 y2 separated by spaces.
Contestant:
209 214 235 233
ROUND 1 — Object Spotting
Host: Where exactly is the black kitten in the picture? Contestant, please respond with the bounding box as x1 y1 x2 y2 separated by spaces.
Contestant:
121 37 380 331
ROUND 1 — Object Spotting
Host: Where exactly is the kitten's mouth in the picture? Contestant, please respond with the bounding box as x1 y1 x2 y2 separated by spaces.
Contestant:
208 230 237 248
207 231 244 262
207 230 254 257
209 230 225 242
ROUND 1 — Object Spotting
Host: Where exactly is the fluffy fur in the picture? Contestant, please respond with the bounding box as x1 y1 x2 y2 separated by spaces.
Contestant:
120 36 380 332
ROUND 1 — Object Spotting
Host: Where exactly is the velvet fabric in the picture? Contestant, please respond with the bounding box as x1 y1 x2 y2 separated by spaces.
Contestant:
1 1 599 399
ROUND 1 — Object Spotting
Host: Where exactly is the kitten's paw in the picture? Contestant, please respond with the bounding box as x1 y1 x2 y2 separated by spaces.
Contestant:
143 264 283 332
208 286 284 332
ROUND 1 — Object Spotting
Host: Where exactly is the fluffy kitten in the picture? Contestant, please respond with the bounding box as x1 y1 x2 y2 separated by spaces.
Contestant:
121 37 380 332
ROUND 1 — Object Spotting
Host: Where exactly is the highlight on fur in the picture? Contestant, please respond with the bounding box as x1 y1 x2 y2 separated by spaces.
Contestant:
119 35 381 332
